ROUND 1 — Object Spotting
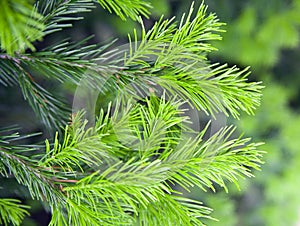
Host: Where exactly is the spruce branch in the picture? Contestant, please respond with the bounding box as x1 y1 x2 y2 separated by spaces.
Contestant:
0 38 121 96
0 198 30 226
38 0 95 35
97 0 151 21
0 57 19 86
136 195 213 226
124 2 224 68
0 1 265 225
19 73 69 129
0 0 45 55
119 3 263 118
0 53 70 129
0 128 64 204
37 97 263 225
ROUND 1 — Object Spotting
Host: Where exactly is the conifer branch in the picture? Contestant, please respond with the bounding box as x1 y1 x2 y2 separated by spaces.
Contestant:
0 94 264 224
38 0 95 35
136 195 214 226
120 3 263 118
0 198 30 226
0 1 265 225
0 146 62 205
0 128 65 204
39 98 263 224
97 0 151 21
124 3 224 68
0 0 45 55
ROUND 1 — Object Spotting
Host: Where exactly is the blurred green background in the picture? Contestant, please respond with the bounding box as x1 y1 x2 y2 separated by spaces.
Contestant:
1 0 300 225
187 1 300 225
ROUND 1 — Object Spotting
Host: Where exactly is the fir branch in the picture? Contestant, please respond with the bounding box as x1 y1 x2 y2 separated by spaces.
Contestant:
0 94 264 225
24 38 120 84
97 0 151 21
18 71 70 130
0 129 64 204
63 163 170 217
120 3 262 118
0 57 19 86
0 37 121 129
152 64 263 118
39 98 263 224
155 2 224 68
126 95 190 158
37 0 95 35
38 121 120 172
0 148 62 204
0 38 120 88
166 126 265 192
0 198 30 226
0 54 70 129
206 65 264 117
0 1 265 225
0 0 45 55
124 2 224 68
49 198 133 226
136 195 213 226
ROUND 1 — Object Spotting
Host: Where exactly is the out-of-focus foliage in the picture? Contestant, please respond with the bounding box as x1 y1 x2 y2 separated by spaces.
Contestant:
210 0 300 68
203 0 300 225
0 0 45 55
0 198 30 226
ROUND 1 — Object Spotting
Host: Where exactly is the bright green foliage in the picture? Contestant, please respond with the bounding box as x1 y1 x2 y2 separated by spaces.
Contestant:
97 0 151 20
0 0 45 55
0 0 264 225
123 4 262 118
1 100 264 225
0 198 30 226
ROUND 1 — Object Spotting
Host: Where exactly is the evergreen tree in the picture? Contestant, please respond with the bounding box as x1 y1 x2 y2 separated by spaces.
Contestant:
0 0 264 225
